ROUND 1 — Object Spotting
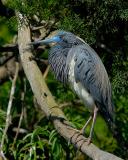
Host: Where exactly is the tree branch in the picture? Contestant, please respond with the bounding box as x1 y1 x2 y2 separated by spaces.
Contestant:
17 13 123 160
12 78 26 149
0 44 18 54
0 53 48 84
0 58 20 84
0 62 19 160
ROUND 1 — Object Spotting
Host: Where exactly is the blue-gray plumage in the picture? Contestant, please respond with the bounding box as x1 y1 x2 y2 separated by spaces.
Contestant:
30 31 114 143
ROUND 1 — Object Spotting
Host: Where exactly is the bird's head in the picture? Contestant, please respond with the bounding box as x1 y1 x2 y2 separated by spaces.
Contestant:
29 31 84 47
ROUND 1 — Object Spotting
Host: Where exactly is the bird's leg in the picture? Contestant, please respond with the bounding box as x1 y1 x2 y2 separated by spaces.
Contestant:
71 116 92 146
87 106 98 144
69 115 92 146
80 115 92 135
70 106 98 145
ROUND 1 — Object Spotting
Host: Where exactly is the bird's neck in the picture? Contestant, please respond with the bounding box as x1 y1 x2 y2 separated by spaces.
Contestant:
48 45 69 83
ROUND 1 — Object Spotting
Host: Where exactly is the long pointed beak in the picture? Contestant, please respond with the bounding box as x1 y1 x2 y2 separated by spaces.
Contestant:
29 36 61 45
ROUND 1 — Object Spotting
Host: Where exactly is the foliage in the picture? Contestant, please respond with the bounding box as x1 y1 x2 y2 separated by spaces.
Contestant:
0 0 128 159
0 17 15 44
6 0 128 95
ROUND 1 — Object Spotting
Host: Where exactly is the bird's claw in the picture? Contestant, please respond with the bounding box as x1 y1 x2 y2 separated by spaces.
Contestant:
70 131 82 143
70 131 92 151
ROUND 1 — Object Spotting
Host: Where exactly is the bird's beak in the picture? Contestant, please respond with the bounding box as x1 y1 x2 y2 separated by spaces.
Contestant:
29 36 61 45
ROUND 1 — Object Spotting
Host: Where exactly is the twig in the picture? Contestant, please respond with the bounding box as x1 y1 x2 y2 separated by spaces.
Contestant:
0 54 14 66
12 127 28 134
43 65 50 79
12 106 24 149
30 25 45 31
1 62 19 150
12 77 26 148
0 58 20 84
12 95 24 148
0 147 6 160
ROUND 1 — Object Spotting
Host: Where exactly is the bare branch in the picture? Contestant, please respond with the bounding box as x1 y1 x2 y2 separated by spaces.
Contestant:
12 78 26 149
43 65 50 79
0 53 14 65
17 13 123 160
0 43 18 65
0 56 48 85
0 62 19 159
0 58 20 84
0 147 6 160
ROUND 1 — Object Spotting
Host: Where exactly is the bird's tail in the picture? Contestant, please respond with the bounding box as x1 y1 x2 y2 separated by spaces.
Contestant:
96 102 115 132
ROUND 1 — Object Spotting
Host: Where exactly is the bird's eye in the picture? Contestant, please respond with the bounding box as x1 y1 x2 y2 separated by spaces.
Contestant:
59 35 64 39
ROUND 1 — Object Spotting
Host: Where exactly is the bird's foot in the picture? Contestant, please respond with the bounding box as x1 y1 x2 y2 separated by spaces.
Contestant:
70 131 85 147
70 131 92 151
70 129 82 142
70 128 92 144
74 134 92 146
80 115 93 135
79 129 92 145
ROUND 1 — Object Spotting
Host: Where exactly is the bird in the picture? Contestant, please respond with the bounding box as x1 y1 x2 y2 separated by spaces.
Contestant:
30 31 114 144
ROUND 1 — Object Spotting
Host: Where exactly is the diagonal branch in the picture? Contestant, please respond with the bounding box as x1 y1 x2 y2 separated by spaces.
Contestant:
17 13 123 160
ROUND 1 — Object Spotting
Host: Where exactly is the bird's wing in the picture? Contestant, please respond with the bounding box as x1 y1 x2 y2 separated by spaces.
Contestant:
73 44 114 120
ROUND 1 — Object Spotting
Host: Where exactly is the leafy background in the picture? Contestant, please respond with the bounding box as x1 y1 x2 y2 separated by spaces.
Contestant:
0 0 128 159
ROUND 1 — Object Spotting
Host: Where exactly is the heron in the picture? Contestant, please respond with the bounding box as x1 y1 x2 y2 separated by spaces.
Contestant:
30 31 114 143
